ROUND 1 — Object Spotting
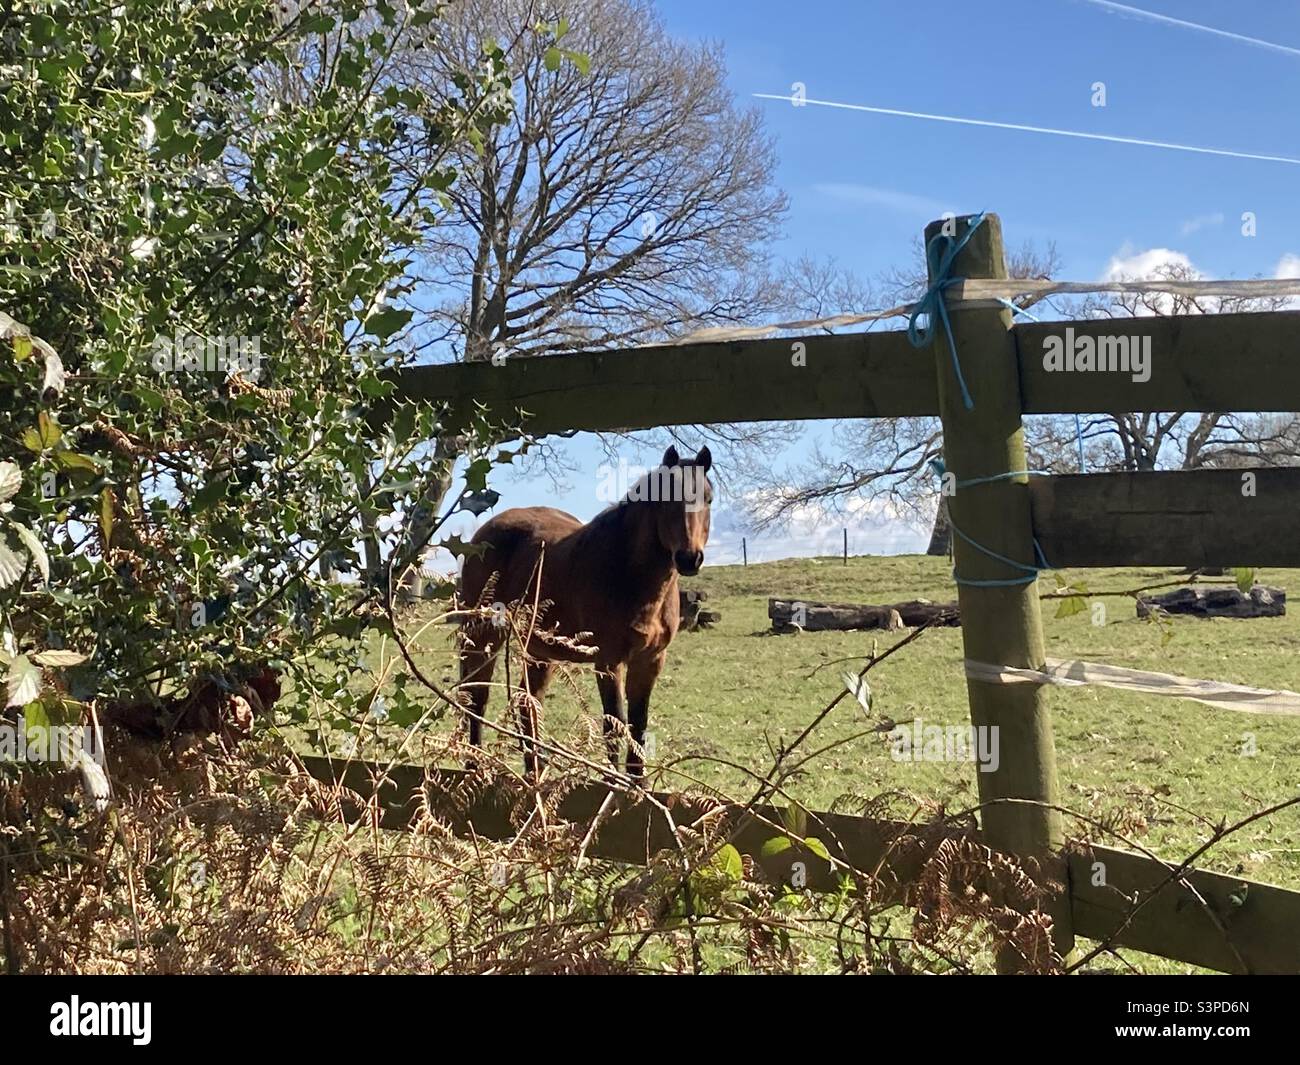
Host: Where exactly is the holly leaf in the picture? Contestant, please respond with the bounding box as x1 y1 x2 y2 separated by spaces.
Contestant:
460 489 500 516
364 306 413 340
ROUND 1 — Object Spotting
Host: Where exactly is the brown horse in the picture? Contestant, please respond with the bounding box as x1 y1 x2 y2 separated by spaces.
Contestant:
457 446 713 777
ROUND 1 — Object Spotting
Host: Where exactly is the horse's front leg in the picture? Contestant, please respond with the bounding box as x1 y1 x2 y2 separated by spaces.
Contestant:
595 664 626 768
625 651 666 779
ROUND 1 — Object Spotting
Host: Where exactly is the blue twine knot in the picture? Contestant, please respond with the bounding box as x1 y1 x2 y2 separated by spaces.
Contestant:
907 211 988 411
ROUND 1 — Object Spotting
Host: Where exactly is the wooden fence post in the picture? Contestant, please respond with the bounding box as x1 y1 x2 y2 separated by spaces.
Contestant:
923 213 1074 969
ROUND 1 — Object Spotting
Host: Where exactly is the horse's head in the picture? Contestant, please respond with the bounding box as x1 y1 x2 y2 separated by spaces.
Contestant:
654 445 713 576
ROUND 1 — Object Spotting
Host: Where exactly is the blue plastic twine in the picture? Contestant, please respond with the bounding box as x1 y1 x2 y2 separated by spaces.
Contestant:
930 455 1054 588
907 211 988 411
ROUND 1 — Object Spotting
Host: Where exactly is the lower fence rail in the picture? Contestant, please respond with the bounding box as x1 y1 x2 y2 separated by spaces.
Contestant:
300 755 1300 974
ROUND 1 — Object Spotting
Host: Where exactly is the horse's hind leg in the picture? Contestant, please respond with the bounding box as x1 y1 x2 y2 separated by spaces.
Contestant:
595 665 626 768
625 651 666 779
458 632 499 762
518 660 553 776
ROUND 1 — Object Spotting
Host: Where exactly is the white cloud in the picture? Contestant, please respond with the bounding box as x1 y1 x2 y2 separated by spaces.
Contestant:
1274 254 1300 280
1100 245 1202 316
812 183 951 219
1179 212 1223 236
1102 245 1199 281
705 495 929 566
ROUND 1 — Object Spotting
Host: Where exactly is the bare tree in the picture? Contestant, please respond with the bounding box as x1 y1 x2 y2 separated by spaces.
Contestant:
378 0 792 559
400 0 787 362
739 242 1064 556
1069 261 1300 473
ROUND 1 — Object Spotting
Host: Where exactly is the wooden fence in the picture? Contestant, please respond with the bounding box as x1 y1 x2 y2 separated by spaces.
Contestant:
314 213 1300 973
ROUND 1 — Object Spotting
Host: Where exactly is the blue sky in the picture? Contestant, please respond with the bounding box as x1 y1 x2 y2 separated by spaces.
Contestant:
438 0 1300 567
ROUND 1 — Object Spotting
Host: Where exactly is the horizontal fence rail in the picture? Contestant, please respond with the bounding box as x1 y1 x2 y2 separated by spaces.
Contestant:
396 331 934 436
302 756 1300 974
395 311 1300 436
1029 467 1300 568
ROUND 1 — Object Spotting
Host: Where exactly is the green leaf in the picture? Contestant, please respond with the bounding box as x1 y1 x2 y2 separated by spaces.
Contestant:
53 451 102 473
760 836 793 858
1233 567 1255 594
802 836 831 861
8 655 42 707
562 49 591 76
302 144 335 173
0 540 25 589
1055 595 1087 619
0 462 21 502
36 411 61 449
543 46 562 71
364 306 413 340
99 489 115 545
779 805 807 838
12 524 48 583
32 649 87 667
713 843 743 882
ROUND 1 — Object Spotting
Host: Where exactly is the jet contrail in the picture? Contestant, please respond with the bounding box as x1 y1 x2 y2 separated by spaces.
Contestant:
752 94 1300 166
1084 0 1300 59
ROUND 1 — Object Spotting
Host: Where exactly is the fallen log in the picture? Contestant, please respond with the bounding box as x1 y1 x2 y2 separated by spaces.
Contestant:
769 598 959 633
1136 585 1285 619
678 588 719 632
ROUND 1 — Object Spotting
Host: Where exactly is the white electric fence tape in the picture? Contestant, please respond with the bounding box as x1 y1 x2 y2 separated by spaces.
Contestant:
665 276 1300 345
964 658 1300 716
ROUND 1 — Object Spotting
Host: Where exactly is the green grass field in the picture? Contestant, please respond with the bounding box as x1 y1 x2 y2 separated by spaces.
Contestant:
363 555 1300 972
390 555 1300 885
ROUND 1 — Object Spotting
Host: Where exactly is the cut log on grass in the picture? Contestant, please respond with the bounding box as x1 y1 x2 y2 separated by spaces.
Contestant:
678 588 718 632
1136 585 1285 619
769 598 959 633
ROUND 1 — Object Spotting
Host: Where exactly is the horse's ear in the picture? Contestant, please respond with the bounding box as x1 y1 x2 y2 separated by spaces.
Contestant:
662 446 680 467
695 446 712 473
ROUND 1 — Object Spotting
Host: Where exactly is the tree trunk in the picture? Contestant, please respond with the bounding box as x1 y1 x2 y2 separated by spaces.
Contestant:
926 496 952 556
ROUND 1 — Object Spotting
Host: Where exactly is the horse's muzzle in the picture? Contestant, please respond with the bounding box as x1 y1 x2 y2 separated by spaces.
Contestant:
674 550 703 576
